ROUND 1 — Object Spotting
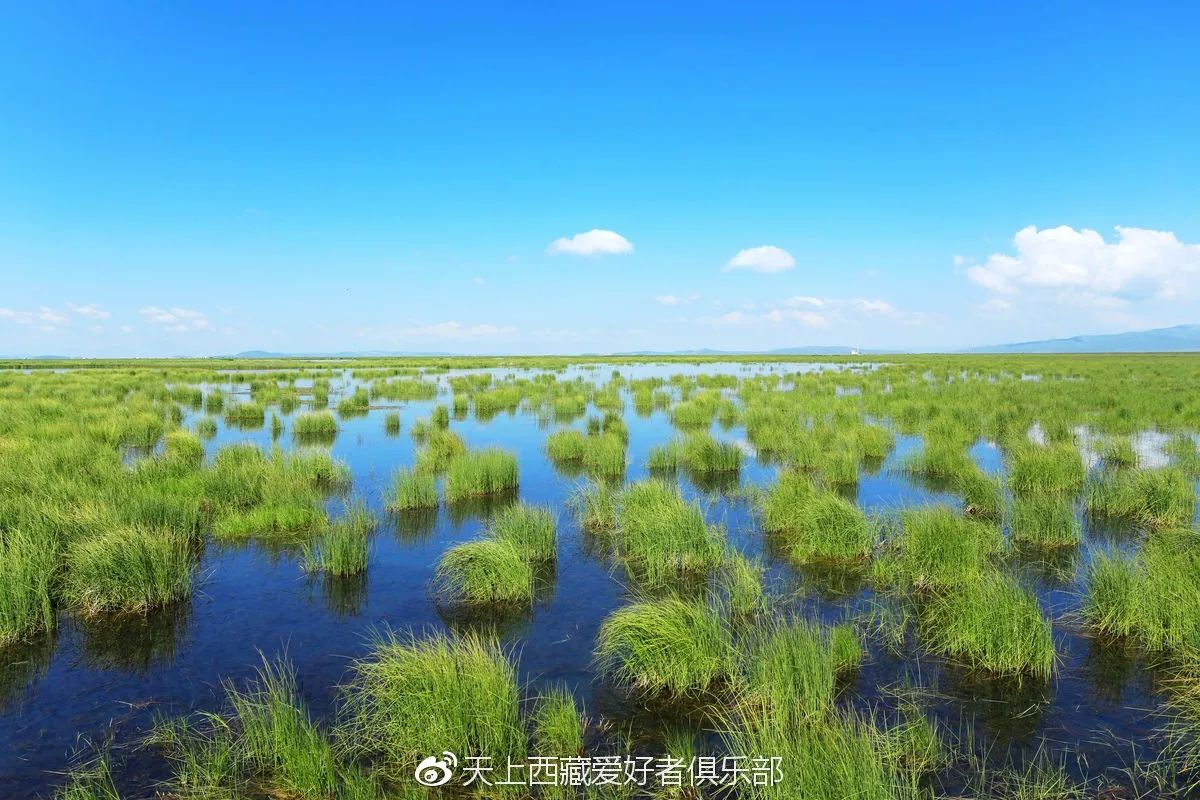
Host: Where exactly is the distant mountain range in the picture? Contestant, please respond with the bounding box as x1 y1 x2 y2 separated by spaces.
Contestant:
5 324 1198 360
963 323 1200 354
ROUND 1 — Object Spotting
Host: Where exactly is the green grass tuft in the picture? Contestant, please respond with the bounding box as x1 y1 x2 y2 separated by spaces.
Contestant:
63 527 192 615
444 448 519 502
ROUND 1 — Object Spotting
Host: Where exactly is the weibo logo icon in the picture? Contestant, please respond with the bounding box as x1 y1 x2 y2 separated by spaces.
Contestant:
414 752 457 787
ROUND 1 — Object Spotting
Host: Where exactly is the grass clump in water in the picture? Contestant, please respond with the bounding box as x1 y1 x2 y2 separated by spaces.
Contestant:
1085 467 1196 529
954 466 1003 518
596 596 735 697
881 506 1002 590
919 570 1055 679
614 480 725 586
1011 494 1082 547
303 503 374 576
0 529 57 644
488 502 557 563
292 410 338 441
435 539 535 605
386 467 438 511
1008 442 1085 496
383 412 401 435
63 527 192 615
740 619 861 724
413 429 468 474
340 631 524 781
444 448 519 502
1083 528 1200 650
761 472 876 564
224 401 266 427
722 550 765 617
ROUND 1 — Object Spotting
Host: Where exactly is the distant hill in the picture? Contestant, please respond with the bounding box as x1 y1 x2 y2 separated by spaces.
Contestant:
616 346 893 356
229 350 454 358
964 323 1200 354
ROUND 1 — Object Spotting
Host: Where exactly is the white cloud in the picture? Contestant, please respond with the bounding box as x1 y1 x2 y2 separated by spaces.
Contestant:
967 225 1200 303
547 229 633 256
68 302 111 319
853 298 895 316
138 306 211 332
656 293 699 307
723 245 796 274
0 308 34 324
37 307 67 325
783 295 825 308
764 309 828 328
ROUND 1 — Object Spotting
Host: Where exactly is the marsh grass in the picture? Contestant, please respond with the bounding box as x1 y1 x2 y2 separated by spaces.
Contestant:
383 412 401 435
224 401 266 427
292 410 339 441
532 685 585 767
444 448 519 502
880 506 1002 590
1085 467 1196 529
54 753 121 800
164 430 204 465
573 482 619 534
0 529 57 644
1083 528 1200 650
194 416 218 439
488 502 557 563
1011 494 1082 548
614 480 725 586
762 472 876 563
63 527 193 615
1008 442 1086 496
303 503 373 576
955 466 1003 518
649 433 741 475
436 539 535 605
596 596 735 697
340 631 525 779
919 571 1055 679
740 619 859 723
413 429 468 475
386 467 437 511
722 551 765 617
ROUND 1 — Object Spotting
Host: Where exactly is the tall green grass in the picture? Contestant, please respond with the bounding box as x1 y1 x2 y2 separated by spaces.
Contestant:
1008 442 1085 496
614 480 725 586
920 571 1055 679
762 472 876 563
340 631 525 780
292 410 339 441
596 596 735 696
0 529 57 644
63 527 193 615
303 503 374 576
444 448 519 502
880 506 1002 590
1083 528 1200 650
488 502 557 563
386 467 438 511
1085 467 1196 529
1011 494 1082 547
436 539 535 605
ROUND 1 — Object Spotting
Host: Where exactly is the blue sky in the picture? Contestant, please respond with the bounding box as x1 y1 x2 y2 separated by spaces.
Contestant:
2 2 1198 356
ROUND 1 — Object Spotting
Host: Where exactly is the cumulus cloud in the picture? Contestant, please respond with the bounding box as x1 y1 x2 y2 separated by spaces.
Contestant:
967 225 1200 303
68 302 111 319
139 306 211 332
547 229 633 256
723 245 796 274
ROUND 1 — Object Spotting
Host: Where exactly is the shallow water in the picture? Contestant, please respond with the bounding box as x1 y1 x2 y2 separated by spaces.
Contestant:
0 364 1188 797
